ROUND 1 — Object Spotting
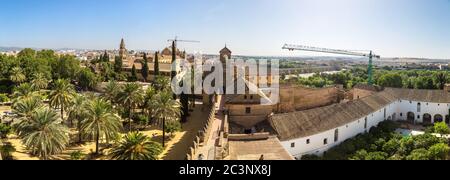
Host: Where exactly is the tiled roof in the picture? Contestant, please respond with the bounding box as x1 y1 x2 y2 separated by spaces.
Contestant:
269 88 450 141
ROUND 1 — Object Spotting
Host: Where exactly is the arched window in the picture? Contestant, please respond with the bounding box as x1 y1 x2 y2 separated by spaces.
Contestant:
364 117 368 129
334 129 339 142
417 103 421 112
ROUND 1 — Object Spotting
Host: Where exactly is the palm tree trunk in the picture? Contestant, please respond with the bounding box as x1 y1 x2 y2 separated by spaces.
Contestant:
95 129 100 154
129 106 132 132
61 104 64 122
162 117 166 147
78 119 83 144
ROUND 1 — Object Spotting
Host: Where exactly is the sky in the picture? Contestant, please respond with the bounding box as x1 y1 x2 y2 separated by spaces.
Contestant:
1 0 450 59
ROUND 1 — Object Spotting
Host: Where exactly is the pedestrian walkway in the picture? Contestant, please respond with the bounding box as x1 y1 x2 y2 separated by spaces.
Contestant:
196 95 225 160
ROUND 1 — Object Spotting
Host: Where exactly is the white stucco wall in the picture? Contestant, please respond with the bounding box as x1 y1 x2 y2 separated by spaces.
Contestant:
396 100 449 123
281 98 450 159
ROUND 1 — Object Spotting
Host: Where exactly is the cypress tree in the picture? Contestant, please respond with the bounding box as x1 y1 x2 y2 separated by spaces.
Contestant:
114 56 122 73
141 53 149 82
171 41 177 99
154 52 160 77
171 41 176 81
181 91 189 123
129 64 138 82
102 50 109 62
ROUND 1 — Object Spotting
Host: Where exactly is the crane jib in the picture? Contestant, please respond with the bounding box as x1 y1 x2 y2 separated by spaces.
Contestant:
282 44 380 59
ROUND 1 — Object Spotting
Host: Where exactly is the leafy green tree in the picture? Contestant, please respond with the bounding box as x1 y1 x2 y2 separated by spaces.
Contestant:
110 132 163 160
77 68 99 91
0 143 16 160
0 94 9 103
153 91 181 147
382 139 400 156
406 149 430 160
49 79 76 121
428 143 450 160
434 122 450 134
0 123 11 139
17 48 36 60
99 61 116 81
70 150 84 160
378 73 403 88
81 98 122 154
434 72 447 90
141 53 149 82
164 121 182 138
16 107 69 159
51 55 81 80
117 83 143 131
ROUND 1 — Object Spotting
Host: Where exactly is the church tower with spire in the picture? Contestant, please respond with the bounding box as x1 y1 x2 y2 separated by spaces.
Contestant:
119 38 128 60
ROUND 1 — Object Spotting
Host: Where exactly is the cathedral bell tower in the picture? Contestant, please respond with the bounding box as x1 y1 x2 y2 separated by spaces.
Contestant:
220 45 232 93
119 38 128 65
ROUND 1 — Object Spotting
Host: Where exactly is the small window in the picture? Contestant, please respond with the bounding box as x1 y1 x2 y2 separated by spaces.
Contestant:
418 115 420 119
245 107 251 114
324 139 328 145
244 95 247 99
291 143 295 148
334 129 339 142
306 139 310 144
400 113 403 117
364 117 368 129
250 95 254 100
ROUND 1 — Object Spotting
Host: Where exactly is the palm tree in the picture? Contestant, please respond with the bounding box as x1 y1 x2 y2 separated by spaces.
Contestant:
12 96 43 119
81 98 122 154
117 83 143 131
68 94 87 142
10 67 26 85
31 73 49 90
154 76 171 91
103 80 122 104
49 79 76 121
12 83 36 100
153 91 181 147
15 107 69 159
110 132 163 160
143 86 157 126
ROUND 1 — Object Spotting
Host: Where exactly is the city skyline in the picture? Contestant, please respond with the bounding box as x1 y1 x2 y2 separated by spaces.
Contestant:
1 0 450 58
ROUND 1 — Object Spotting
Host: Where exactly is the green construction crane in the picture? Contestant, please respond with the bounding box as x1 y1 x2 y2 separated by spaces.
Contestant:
283 44 380 85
